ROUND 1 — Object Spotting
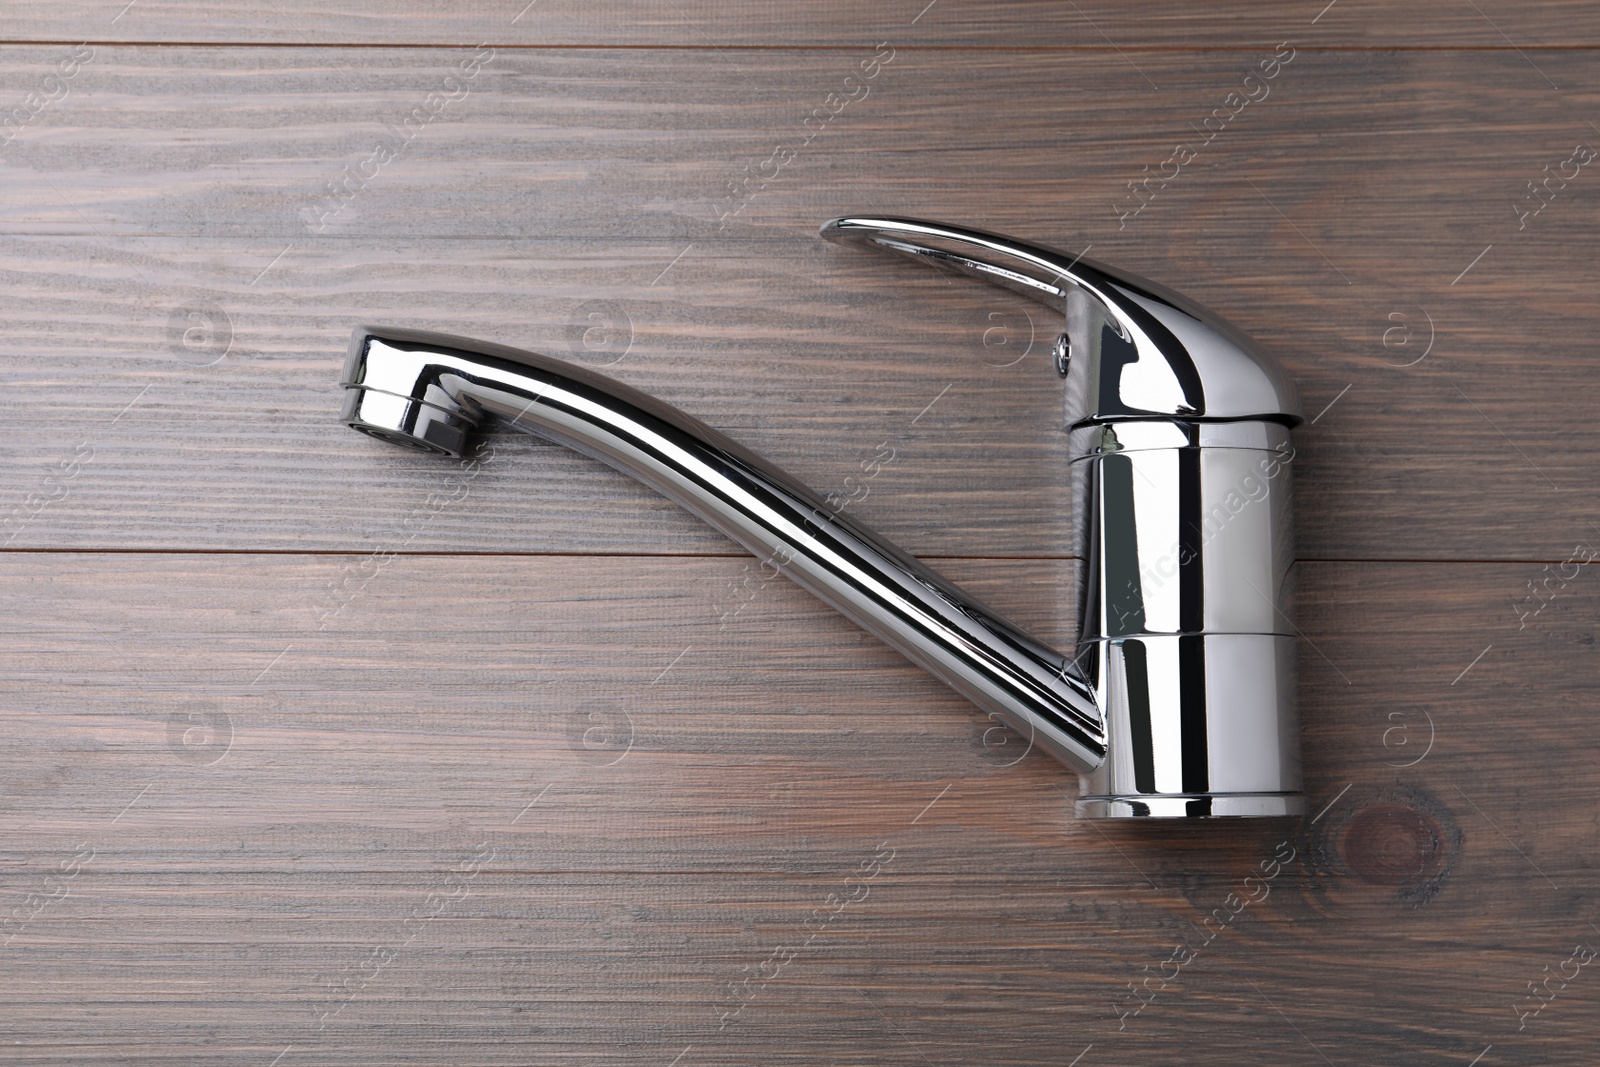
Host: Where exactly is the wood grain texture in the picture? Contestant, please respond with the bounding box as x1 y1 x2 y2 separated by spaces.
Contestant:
1 555 1596 1063
4 0 1597 48
1 9 1598 1067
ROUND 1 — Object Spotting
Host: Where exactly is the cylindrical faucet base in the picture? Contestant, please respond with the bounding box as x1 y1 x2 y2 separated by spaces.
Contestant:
1074 633 1302 818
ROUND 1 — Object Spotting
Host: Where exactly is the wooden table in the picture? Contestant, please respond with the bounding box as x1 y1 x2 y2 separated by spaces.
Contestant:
2 4 1596 1063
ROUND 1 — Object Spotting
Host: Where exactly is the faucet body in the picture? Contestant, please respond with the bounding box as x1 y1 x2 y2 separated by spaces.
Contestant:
339 217 1303 819
1068 418 1297 816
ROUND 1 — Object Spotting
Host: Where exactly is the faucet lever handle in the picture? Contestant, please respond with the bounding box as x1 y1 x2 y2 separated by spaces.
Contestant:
821 216 1097 312
820 216 1303 426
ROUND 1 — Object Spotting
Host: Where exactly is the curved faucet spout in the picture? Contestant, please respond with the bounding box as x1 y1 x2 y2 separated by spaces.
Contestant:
340 325 1109 774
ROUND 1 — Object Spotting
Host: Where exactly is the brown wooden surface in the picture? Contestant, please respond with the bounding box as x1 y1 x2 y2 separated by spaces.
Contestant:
1 4 1597 1065
5 1 1599 47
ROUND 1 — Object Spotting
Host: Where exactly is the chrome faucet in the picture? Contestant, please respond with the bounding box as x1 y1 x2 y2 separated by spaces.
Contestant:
337 217 1303 819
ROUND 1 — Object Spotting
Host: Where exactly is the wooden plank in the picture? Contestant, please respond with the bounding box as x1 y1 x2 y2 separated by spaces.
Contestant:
0 46 1596 559
0 46 1593 244
3 0 1596 48
0 554 1594 1062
